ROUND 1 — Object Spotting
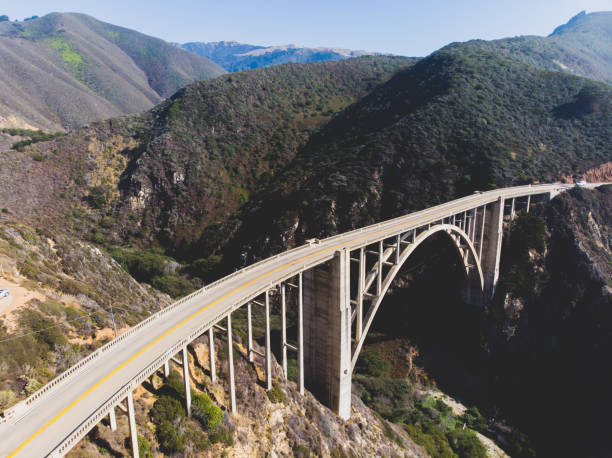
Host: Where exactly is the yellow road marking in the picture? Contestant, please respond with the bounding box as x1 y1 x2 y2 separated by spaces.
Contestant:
10 188 544 456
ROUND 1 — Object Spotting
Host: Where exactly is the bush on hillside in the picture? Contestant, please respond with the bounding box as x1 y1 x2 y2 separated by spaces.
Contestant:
192 391 223 431
355 348 389 377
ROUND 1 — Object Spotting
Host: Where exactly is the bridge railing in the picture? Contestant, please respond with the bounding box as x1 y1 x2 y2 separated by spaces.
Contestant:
53 336 189 456
0 231 318 424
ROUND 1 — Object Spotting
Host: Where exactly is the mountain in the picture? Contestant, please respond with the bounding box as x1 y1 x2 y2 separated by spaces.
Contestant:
199 45 612 267
1 12 612 457
180 40 381 72
460 11 612 84
0 56 415 254
0 12 225 131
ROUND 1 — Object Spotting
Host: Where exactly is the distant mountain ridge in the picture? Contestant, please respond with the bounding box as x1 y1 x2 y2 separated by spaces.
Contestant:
180 40 381 72
458 11 612 84
0 12 225 131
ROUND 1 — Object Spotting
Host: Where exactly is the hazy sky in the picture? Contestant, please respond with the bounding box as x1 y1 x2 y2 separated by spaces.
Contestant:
2 1 611 56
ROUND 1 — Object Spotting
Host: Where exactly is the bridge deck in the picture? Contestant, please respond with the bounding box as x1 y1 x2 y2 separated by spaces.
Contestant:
0 183 599 457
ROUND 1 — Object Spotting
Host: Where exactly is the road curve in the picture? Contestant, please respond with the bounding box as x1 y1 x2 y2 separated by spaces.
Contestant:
0 182 607 457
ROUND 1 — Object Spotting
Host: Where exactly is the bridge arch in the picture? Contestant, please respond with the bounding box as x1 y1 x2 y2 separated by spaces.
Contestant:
350 223 484 370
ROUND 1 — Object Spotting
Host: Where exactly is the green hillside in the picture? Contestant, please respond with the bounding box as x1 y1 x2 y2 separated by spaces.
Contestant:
0 56 414 254
460 11 612 84
0 12 225 131
201 46 611 266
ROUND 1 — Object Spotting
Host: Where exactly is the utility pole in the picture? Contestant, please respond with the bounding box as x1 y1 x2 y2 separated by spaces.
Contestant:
109 304 118 339
107 305 128 339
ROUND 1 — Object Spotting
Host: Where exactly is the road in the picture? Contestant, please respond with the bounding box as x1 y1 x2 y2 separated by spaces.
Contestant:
0 183 606 457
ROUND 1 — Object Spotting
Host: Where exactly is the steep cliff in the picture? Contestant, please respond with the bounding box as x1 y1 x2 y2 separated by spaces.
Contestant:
486 185 612 457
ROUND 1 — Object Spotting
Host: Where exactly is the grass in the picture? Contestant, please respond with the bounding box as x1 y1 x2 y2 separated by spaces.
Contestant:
47 37 84 80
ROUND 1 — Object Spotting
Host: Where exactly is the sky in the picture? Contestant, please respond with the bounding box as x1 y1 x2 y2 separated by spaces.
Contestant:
2 0 611 56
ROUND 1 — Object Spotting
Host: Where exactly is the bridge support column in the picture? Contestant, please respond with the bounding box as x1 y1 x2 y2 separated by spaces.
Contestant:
209 328 216 383
227 314 237 414
182 346 191 417
265 290 272 390
478 205 486 260
108 407 117 431
247 302 253 363
481 197 505 300
126 390 139 458
297 272 305 395
356 247 365 342
163 360 169 378
526 195 531 213
303 249 352 419
281 285 287 380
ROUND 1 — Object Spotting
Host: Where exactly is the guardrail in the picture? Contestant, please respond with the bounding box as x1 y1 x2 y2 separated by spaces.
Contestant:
0 183 577 426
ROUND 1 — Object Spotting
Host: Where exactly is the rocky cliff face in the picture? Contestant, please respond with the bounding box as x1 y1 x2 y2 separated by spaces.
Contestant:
486 185 612 457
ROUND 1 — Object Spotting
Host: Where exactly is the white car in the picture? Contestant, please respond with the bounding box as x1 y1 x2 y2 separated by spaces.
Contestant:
576 180 587 187
0 288 9 298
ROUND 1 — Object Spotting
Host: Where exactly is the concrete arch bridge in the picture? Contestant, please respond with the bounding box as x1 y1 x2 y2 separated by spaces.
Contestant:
0 183 605 457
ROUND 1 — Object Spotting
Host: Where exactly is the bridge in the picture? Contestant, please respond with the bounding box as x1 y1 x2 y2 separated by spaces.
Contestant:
0 182 606 457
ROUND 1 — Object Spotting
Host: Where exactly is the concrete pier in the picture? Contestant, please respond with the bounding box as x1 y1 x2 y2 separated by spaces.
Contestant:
297 272 304 395
182 347 191 417
481 197 505 299
227 314 236 414
303 249 352 419
126 391 139 458
281 285 287 380
265 290 272 391
108 408 116 431
209 328 216 383
247 302 253 363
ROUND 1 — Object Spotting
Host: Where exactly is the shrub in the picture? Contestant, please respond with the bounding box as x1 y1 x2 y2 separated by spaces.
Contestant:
17 260 41 280
187 255 222 282
461 406 487 432
87 186 108 209
150 395 185 426
192 391 223 432
151 274 195 298
159 370 184 399
267 382 286 404
355 348 388 377
446 429 487 458
354 376 414 420
109 246 169 283
404 423 454 458
156 419 184 454
59 278 89 296
184 422 211 451
0 390 15 409
509 213 546 256
209 425 234 446
18 308 67 351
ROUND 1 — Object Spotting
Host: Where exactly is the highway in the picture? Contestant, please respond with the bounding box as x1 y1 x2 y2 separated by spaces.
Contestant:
0 182 606 457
